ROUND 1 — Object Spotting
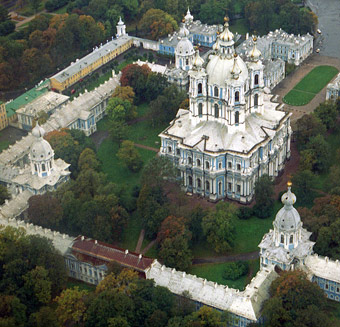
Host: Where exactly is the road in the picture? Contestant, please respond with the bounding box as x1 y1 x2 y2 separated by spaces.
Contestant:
307 0 340 58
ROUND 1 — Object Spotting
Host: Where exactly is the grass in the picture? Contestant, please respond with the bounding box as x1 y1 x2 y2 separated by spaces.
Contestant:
53 5 68 14
188 259 260 290
283 65 338 106
120 211 143 251
0 140 11 153
66 278 96 292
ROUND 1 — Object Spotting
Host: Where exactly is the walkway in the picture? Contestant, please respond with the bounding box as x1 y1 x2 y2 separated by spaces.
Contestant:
134 143 159 152
135 229 145 253
192 251 259 265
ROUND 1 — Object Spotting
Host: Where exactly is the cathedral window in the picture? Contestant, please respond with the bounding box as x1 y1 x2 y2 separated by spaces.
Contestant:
290 235 293 244
168 146 172 153
188 157 192 165
218 162 222 169
176 149 180 156
236 185 241 193
254 74 259 86
237 163 241 171
228 162 232 169
186 59 189 65
198 103 203 117
197 178 202 189
214 104 219 118
280 234 284 243
254 94 259 106
49 161 52 169
219 182 223 195
206 181 210 191
197 159 201 167
205 161 210 169
34 164 37 172
235 91 240 102
227 182 232 192
42 163 46 172
214 86 218 97
235 111 239 124
188 176 193 186
198 83 202 94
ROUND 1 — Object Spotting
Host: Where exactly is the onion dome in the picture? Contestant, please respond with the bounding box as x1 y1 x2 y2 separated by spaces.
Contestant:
178 24 190 38
184 8 194 23
249 36 261 62
30 123 53 162
274 182 301 233
231 53 242 79
117 16 124 26
193 50 204 68
219 17 234 42
176 26 194 56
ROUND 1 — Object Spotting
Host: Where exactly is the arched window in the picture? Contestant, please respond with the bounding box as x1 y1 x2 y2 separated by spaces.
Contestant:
188 176 193 186
235 111 239 124
214 104 219 118
34 164 37 172
205 161 210 169
254 94 258 106
218 182 222 195
198 83 202 94
188 157 192 165
196 159 201 167
49 161 52 169
197 178 202 189
198 103 203 117
206 181 210 191
290 235 293 244
235 91 240 102
186 59 189 65
280 234 284 244
254 74 259 86
168 146 172 153
42 163 46 172
214 86 219 97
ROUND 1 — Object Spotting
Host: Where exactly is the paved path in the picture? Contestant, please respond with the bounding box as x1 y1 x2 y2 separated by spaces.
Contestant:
141 240 156 255
192 251 259 265
135 229 145 253
134 143 159 152
90 130 109 150
273 54 340 125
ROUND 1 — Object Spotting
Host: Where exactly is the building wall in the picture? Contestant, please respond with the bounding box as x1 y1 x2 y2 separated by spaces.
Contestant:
50 39 133 91
0 103 8 131
313 276 340 302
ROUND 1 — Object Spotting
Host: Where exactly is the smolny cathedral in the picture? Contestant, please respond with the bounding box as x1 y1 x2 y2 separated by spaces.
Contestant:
159 18 292 203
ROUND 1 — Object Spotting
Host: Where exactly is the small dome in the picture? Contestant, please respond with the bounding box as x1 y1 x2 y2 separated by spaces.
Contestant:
117 17 124 26
30 139 53 162
178 25 190 38
176 36 194 56
249 37 261 62
193 50 204 68
219 18 234 42
32 123 45 138
274 186 301 232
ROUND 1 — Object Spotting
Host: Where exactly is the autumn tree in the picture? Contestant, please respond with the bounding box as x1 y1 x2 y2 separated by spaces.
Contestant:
202 202 237 253
139 8 178 40
157 215 189 243
263 270 336 327
112 85 135 103
78 148 100 171
117 140 143 172
55 287 88 326
27 193 63 229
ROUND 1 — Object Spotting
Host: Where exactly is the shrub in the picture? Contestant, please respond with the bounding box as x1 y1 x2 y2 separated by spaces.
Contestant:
237 206 253 220
223 261 249 281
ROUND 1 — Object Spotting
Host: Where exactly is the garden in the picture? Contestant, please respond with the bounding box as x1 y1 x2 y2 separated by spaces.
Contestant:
283 65 338 106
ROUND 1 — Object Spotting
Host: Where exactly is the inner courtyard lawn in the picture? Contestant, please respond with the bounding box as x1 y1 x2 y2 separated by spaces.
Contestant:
188 259 260 290
283 65 338 106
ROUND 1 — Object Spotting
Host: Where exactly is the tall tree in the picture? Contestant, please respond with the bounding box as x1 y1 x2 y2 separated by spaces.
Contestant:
253 174 274 218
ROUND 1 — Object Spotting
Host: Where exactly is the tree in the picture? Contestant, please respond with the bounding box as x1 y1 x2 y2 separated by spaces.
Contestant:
108 316 130 327
313 101 337 130
108 120 128 144
0 295 26 327
27 193 63 229
29 306 59 327
201 202 237 253
157 215 189 242
78 148 100 171
184 306 225 327
117 140 143 172
292 170 316 206
306 134 330 173
0 184 9 205
144 73 168 102
253 175 274 218
55 287 88 326
263 270 336 327
139 9 178 40
199 0 228 25
158 234 192 270
112 85 135 103
29 0 42 13
106 96 137 122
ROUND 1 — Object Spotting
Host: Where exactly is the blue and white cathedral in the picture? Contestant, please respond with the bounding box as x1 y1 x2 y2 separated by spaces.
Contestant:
159 18 292 203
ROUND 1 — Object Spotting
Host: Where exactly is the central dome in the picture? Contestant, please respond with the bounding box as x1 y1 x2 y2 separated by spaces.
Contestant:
206 54 248 86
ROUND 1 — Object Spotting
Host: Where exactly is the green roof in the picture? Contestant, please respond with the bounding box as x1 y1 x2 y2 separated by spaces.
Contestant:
5 80 50 118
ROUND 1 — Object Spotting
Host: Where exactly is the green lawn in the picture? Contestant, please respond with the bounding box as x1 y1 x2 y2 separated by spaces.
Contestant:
120 211 143 252
53 5 68 14
66 278 96 292
283 65 338 106
188 259 260 290
0 140 10 153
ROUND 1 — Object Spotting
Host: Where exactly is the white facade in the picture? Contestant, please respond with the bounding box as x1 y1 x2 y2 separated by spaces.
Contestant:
116 17 126 38
326 72 340 101
159 22 292 203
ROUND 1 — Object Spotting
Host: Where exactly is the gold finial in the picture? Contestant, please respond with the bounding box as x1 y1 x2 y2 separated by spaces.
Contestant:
182 18 185 23
234 53 237 58
287 181 292 187
253 36 257 42
224 16 229 22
